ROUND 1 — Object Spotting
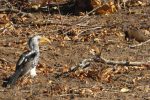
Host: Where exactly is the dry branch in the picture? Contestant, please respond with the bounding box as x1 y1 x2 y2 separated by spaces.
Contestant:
56 52 149 78
55 58 93 78
97 56 148 66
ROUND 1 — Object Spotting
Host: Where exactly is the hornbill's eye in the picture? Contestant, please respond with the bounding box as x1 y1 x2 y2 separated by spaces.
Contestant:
38 38 40 41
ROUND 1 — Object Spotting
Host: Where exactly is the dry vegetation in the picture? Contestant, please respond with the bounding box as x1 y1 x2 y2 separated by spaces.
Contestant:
0 0 150 99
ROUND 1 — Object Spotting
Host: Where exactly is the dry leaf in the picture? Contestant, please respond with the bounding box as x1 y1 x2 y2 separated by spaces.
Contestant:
64 36 71 41
93 38 100 43
79 88 93 95
101 68 114 82
90 46 101 56
0 14 9 24
120 87 130 93
91 0 102 8
48 80 53 84
91 1 117 15
62 65 69 72
20 77 31 86
114 66 128 74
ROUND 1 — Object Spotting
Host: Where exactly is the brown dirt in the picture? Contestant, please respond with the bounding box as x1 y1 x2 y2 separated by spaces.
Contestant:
0 4 150 100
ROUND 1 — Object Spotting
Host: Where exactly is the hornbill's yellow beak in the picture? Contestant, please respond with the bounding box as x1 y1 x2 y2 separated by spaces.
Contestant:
40 37 51 44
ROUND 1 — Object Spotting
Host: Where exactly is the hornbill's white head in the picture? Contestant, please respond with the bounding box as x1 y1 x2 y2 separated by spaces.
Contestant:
28 35 50 51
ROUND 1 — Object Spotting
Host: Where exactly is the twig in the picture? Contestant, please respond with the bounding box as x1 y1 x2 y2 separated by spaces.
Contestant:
0 6 35 18
19 19 71 27
78 26 102 35
58 93 79 97
62 5 104 35
129 39 150 48
55 0 65 34
0 58 12 63
0 89 5 92
97 56 148 66
0 8 29 16
0 8 19 13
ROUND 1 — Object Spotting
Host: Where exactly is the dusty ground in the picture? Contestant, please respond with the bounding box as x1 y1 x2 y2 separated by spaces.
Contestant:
0 2 150 100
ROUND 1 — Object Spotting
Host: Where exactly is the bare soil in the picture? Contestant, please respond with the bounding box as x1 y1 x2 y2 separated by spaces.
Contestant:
0 4 150 100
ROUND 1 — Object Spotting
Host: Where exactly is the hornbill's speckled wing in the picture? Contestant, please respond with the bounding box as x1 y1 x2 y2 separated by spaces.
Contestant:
3 51 38 87
16 51 37 70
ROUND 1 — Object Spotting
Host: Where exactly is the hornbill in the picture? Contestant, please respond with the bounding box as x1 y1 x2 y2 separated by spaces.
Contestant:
3 35 50 87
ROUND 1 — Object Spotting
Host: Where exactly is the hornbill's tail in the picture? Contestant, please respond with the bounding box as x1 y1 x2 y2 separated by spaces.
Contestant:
2 70 21 87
